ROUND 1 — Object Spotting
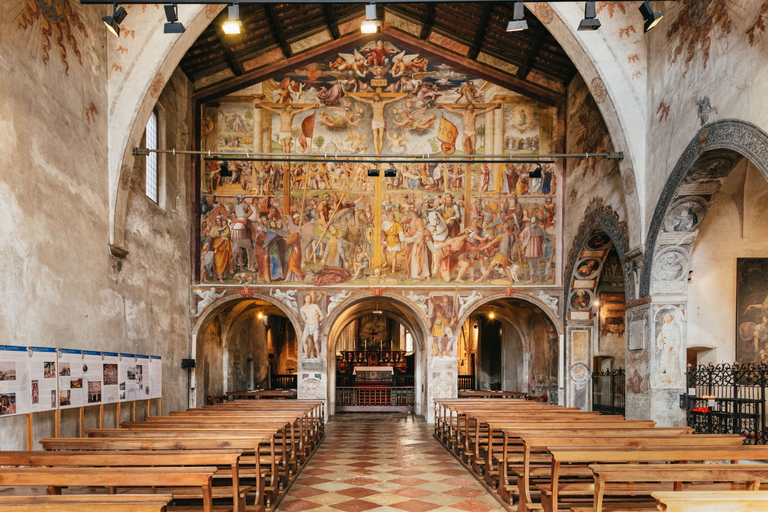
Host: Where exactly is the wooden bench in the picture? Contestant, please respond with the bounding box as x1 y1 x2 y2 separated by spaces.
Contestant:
0 450 247 512
585 464 768 512
543 446 768 512
0 467 216 512
652 491 768 512
0 494 173 511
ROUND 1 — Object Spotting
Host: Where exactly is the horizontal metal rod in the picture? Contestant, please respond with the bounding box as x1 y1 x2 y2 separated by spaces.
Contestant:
203 157 555 164
133 147 622 162
81 1 646 5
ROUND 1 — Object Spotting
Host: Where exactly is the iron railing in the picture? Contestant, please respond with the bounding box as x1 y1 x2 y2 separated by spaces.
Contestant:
335 386 415 408
458 375 475 389
591 368 625 416
270 374 297 389
685 363 768 444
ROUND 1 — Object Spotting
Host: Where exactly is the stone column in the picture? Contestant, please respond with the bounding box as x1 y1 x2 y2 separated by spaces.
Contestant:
566 323 593 410
625 299 687 426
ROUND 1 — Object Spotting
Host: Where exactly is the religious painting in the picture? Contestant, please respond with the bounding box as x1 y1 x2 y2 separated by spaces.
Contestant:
298 292 325 360
598 292 626 353
217 103 254 153
575 258 601 280
736 258 768 363
569 290 593 312
428 294 458 341
653 305 685 389
197 37 561 288
587 233 612 250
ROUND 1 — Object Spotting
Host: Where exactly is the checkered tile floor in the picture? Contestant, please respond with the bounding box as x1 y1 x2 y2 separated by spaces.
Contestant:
279 413 505 512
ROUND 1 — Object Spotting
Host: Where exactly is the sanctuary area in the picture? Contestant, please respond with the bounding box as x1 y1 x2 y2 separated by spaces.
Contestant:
2 1 768 511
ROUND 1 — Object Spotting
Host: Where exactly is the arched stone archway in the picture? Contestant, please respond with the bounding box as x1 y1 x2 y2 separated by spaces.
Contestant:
189 289 302 407
457 293 563 402
316 291 431 418
628 120 768 426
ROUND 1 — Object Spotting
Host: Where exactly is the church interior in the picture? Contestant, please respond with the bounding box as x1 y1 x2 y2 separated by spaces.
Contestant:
3 0 768 510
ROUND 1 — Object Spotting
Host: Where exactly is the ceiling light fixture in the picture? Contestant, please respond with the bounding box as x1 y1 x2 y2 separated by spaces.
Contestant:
361 4 381 34
639 1 663 33
163 4 185 34
367 168 379 177
506 1 528 32
577 1 601 31
222 3 243 35
102 3 127 37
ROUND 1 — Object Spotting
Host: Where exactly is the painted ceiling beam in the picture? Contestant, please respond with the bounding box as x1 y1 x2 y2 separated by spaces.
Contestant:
467 2 493 61
516 28 546 80
324 4 340 40
216 29 246 77
265 4 292 59
419 3 435 40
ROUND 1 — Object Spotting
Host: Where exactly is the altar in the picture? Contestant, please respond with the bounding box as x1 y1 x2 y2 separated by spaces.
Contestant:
353 366 394 384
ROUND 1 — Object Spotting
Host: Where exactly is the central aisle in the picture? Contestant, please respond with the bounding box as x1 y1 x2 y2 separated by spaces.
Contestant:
279 413 504 512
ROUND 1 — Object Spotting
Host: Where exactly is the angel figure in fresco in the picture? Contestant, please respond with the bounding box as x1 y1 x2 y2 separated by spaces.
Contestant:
386 129 407 151
345 129 367 152
333 49 369 78
391 51 425 78
361 39 396 67
318 108 362 129
392 106 437 132
274 78 304 105
257 103 318 154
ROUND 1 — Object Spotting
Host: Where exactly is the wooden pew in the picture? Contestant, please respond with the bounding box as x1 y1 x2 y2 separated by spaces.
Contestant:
543 446 768 512
0 450 246 512
580 464 768 512
40 437 273 509
652 491 768 512
0 467 216 512
508 435 743 511
0 495 172 512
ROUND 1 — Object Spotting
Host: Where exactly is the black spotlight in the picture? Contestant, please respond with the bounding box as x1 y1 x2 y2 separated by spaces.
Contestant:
384 167 397 178
164 4 185 34
578 1 601 31
529 165 542 179
102 3 128 37
367 169 380 177
639 1 663 33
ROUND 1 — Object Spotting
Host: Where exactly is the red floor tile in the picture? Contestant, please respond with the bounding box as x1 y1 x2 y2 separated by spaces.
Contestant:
443 488 487 499
390 499 441 512
387 477 430 487
331 499 381 512
339 477 380 486
336 488 381 499
450 500 498 512
279 499 322 512
392 488 436 498
295 476 333 486
290 487 329 498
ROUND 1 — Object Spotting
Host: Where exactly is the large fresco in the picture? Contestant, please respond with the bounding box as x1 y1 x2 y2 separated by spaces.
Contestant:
736 258 768 363
199 38 560 288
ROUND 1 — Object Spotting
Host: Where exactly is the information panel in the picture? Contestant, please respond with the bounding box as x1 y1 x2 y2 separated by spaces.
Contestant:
58 349 84 409
82 351 103 406
28 346 58 413
0 345 30 417
149 356 162 399
102 352 120 404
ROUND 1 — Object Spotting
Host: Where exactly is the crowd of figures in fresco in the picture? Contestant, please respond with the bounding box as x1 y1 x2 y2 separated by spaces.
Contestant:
199 39 559 287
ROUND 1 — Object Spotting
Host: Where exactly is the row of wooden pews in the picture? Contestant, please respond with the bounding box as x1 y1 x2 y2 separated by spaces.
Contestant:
435 398 768 512
0 399 324 512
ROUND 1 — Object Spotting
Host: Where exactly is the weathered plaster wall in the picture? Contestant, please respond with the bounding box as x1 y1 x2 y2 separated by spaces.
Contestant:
687 159 768 363
0 2 192 449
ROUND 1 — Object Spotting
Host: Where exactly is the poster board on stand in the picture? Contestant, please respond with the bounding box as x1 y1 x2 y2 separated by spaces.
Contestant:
28 346 58 413
0 345 31 417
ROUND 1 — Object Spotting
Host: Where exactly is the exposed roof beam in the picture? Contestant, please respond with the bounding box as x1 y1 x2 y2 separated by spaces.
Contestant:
420 3 435 40
467 2 493 61
265 4 292 58
216 30 246 77
516 29 546 80
324 4 340 40
194 31 380 102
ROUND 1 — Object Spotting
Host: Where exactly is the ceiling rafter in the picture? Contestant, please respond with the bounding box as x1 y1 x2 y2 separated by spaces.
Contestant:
265 4 292 58
467 2 493 61
516 29 546 80
420 3 435 40
324 4 340 40
216 29 246 77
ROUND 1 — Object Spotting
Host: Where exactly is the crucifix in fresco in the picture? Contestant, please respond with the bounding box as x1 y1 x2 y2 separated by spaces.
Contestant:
347 88 411 155
256 102 318 154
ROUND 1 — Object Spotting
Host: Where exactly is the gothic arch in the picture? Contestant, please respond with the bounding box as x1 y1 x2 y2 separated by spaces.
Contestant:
640 120 768 297
564 205 633 314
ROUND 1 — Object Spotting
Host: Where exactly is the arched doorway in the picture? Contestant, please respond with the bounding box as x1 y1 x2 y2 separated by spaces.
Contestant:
190 295 301 407
458 298 559 400
324 294 428 417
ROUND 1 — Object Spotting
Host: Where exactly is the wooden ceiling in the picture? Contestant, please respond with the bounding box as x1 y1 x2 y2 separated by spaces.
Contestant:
180 2 579 102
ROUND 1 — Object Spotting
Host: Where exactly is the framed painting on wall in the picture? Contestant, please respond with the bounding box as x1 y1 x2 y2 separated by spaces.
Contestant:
736 258 768 363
